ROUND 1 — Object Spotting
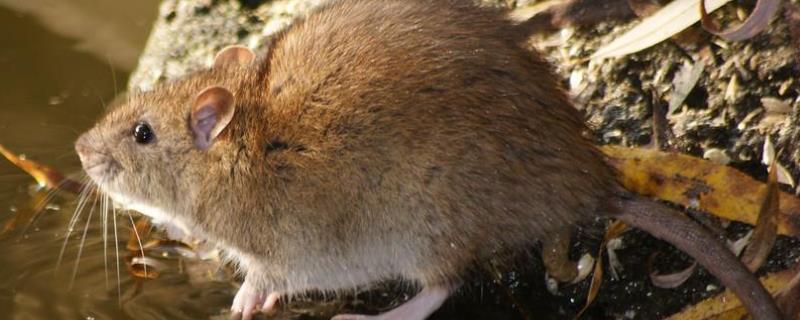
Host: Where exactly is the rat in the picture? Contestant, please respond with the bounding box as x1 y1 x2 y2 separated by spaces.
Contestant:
73 0 782 319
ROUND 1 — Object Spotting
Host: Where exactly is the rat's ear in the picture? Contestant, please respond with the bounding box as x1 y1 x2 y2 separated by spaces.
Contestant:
213 45 255 69
191 86 235 150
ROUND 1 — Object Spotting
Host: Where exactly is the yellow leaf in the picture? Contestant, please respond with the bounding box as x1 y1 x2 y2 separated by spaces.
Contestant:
602 146 800 237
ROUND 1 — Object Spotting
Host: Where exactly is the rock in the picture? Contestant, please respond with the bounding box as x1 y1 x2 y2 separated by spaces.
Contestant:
130 0 321 91
129 0 517 91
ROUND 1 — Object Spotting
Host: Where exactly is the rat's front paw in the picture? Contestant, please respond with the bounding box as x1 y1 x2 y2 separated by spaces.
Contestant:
230 281 280 320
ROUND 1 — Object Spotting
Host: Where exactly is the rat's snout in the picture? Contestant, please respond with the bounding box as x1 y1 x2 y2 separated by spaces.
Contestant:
74 132 121 183
74 134 92 165
75 132 110 175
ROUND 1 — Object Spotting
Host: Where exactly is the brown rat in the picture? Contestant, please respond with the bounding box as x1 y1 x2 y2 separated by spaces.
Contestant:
74 0 781 319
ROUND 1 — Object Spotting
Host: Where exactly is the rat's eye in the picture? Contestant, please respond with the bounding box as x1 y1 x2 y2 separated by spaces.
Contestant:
132 122 155 144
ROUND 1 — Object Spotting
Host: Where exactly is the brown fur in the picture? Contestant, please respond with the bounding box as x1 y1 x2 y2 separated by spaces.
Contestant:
74 0 779 318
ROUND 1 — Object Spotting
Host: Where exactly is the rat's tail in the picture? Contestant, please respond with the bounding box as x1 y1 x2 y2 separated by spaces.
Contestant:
612 196 783 320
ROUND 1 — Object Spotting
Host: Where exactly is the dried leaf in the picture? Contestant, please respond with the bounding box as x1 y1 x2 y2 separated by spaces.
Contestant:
648 252 698 289
763 137 777 165
651 90 673 150
700 0 782 41
574 221 628 319
761 137 795 188
668 61 706 114
762 97 793 114
131 256 168 271
741 161 780 272
592 0 733 59
602 146 800 237
127 256 161 280
123 217 155 280
775 164 796 188
724 74 739 102
0 144 83 194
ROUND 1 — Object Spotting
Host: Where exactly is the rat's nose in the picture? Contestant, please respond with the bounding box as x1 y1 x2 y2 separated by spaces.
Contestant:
74 135 91 164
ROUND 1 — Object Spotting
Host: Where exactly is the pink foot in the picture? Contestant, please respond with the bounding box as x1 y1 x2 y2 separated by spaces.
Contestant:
331 286 451 320
230 281 280 320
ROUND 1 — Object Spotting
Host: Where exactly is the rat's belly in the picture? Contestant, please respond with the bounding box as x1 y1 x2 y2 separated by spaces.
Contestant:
222 239 417 293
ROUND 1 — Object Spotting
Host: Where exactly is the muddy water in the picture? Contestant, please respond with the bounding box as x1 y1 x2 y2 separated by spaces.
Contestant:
0 2 236 319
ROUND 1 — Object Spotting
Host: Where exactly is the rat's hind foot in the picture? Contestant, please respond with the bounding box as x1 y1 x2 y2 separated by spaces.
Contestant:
230 281 280 320
331 286 450 320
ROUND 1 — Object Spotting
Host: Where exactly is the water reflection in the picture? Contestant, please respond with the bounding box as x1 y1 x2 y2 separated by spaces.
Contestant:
0 0 158 70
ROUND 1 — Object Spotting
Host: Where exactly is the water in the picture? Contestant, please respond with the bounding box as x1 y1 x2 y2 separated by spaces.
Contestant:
0 2 236 319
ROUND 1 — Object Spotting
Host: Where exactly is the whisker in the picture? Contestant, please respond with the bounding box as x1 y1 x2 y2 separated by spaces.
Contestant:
97 91 107 112
68 192 99 290
54 150 84 161
102 194 109 289
56 180 93 271
112 204 122 306
126 211 147 277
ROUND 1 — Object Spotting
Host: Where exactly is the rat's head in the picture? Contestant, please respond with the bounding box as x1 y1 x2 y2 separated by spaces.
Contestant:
74 46 257 224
